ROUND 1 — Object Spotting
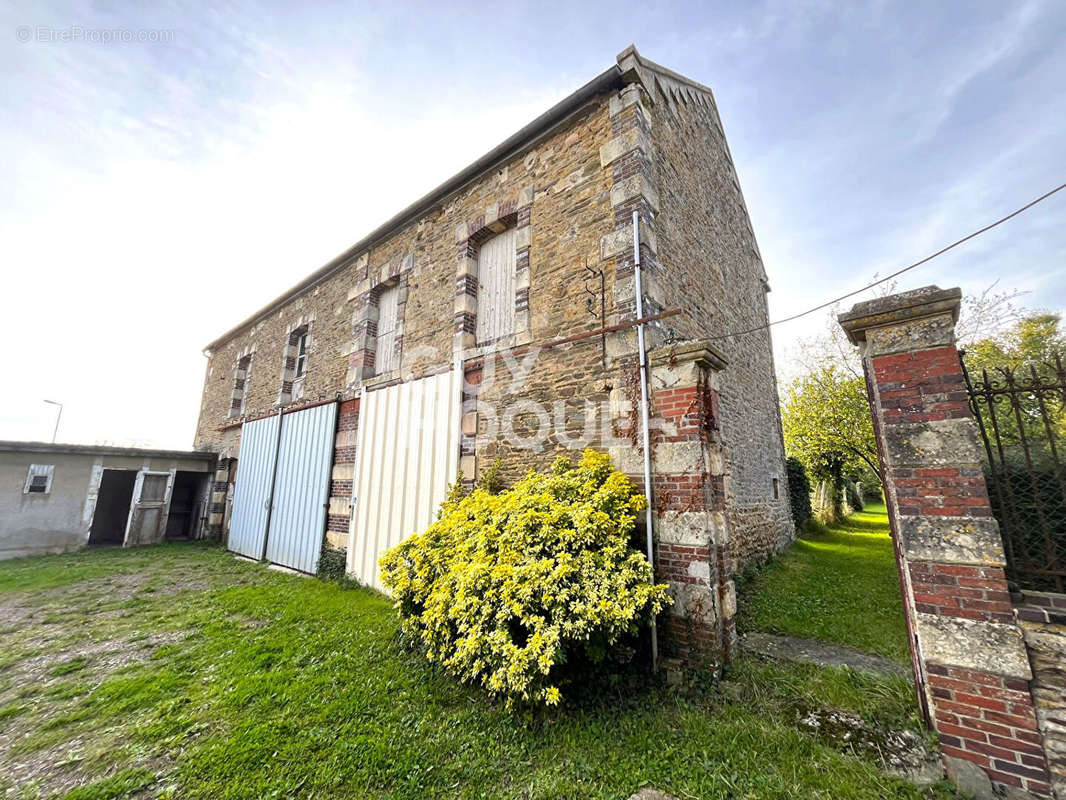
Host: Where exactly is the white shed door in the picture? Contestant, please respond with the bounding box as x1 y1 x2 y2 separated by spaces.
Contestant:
476 227 516 344
265 402 337 574
125 471 174 546
348 370 461 590
228 414 281 560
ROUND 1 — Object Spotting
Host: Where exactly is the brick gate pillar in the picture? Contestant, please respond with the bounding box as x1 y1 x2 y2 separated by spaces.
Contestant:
839 286 1054 798
610 339 734 670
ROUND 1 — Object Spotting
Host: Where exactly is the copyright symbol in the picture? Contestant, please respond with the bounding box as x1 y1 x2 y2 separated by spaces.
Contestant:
16 26 32 42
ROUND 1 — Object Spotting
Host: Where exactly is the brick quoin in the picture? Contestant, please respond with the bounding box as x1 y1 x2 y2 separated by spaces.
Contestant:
839 287 1054 798
323 398 360 550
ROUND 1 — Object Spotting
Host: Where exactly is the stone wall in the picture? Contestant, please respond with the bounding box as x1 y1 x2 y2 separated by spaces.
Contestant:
640 59 793 569
1017 592 1066 798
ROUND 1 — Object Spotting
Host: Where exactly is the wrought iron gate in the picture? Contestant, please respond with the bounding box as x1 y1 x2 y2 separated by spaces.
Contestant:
962 353 1066 591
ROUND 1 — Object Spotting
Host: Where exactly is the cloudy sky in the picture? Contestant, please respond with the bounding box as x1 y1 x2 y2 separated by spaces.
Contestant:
2 0 1064 448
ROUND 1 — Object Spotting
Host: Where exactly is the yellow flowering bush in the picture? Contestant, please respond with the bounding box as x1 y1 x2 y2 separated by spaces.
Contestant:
379 449 671 707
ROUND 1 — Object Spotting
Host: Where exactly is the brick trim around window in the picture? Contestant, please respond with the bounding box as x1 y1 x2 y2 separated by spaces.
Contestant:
227 345 255 418
346 253 413 386
277 315 314 406
453 187 533 354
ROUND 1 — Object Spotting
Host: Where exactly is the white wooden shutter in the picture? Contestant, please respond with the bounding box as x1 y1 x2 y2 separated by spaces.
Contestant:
476 228 516 344
376 284 400 374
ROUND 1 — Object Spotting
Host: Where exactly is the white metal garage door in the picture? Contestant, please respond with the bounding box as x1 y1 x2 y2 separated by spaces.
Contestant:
348 370 462 590
227 402 337 573
228 414 280 560
265 402 337 574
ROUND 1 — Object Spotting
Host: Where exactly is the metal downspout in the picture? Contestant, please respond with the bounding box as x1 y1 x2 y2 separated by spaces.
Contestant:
633 210 658 671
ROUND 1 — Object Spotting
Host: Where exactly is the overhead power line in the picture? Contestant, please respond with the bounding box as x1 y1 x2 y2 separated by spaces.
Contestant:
706 180 1066 342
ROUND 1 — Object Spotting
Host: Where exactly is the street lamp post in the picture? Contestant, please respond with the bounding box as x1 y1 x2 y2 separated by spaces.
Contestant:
43 400 63 444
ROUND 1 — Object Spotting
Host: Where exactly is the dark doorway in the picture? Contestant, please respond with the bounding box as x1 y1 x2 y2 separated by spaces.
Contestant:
165 471 206 541
88 470 137 545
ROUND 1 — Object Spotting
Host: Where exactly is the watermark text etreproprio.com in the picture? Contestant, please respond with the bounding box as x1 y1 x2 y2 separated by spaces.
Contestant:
16 25 175 44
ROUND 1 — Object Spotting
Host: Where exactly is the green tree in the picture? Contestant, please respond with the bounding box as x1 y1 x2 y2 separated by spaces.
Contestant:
781 364 880 487
965 313 1066 374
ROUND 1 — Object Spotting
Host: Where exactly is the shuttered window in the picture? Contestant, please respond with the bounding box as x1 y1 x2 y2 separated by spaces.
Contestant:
476 228 516 345
376 283 400 375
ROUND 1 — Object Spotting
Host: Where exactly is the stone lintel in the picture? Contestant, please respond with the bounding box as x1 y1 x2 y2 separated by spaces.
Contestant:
649 339 729 373
898 516 1006 567
838 285 961 352
915 613 1032 679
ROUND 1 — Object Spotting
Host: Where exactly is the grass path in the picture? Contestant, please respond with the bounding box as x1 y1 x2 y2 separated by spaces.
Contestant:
737 503 910 664
0 541 950 799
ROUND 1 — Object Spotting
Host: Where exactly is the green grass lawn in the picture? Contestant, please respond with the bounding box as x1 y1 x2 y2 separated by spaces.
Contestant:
737 503 910 664
0 538 947 799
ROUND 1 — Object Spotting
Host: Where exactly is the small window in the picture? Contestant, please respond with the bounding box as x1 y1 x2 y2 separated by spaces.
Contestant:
283 324 311 404
375 283 400 375
772 477 780 500
24 464 55 494
294 330 309 379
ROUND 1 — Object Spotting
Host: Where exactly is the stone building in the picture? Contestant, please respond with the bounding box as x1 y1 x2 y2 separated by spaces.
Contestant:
194 46 792 664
